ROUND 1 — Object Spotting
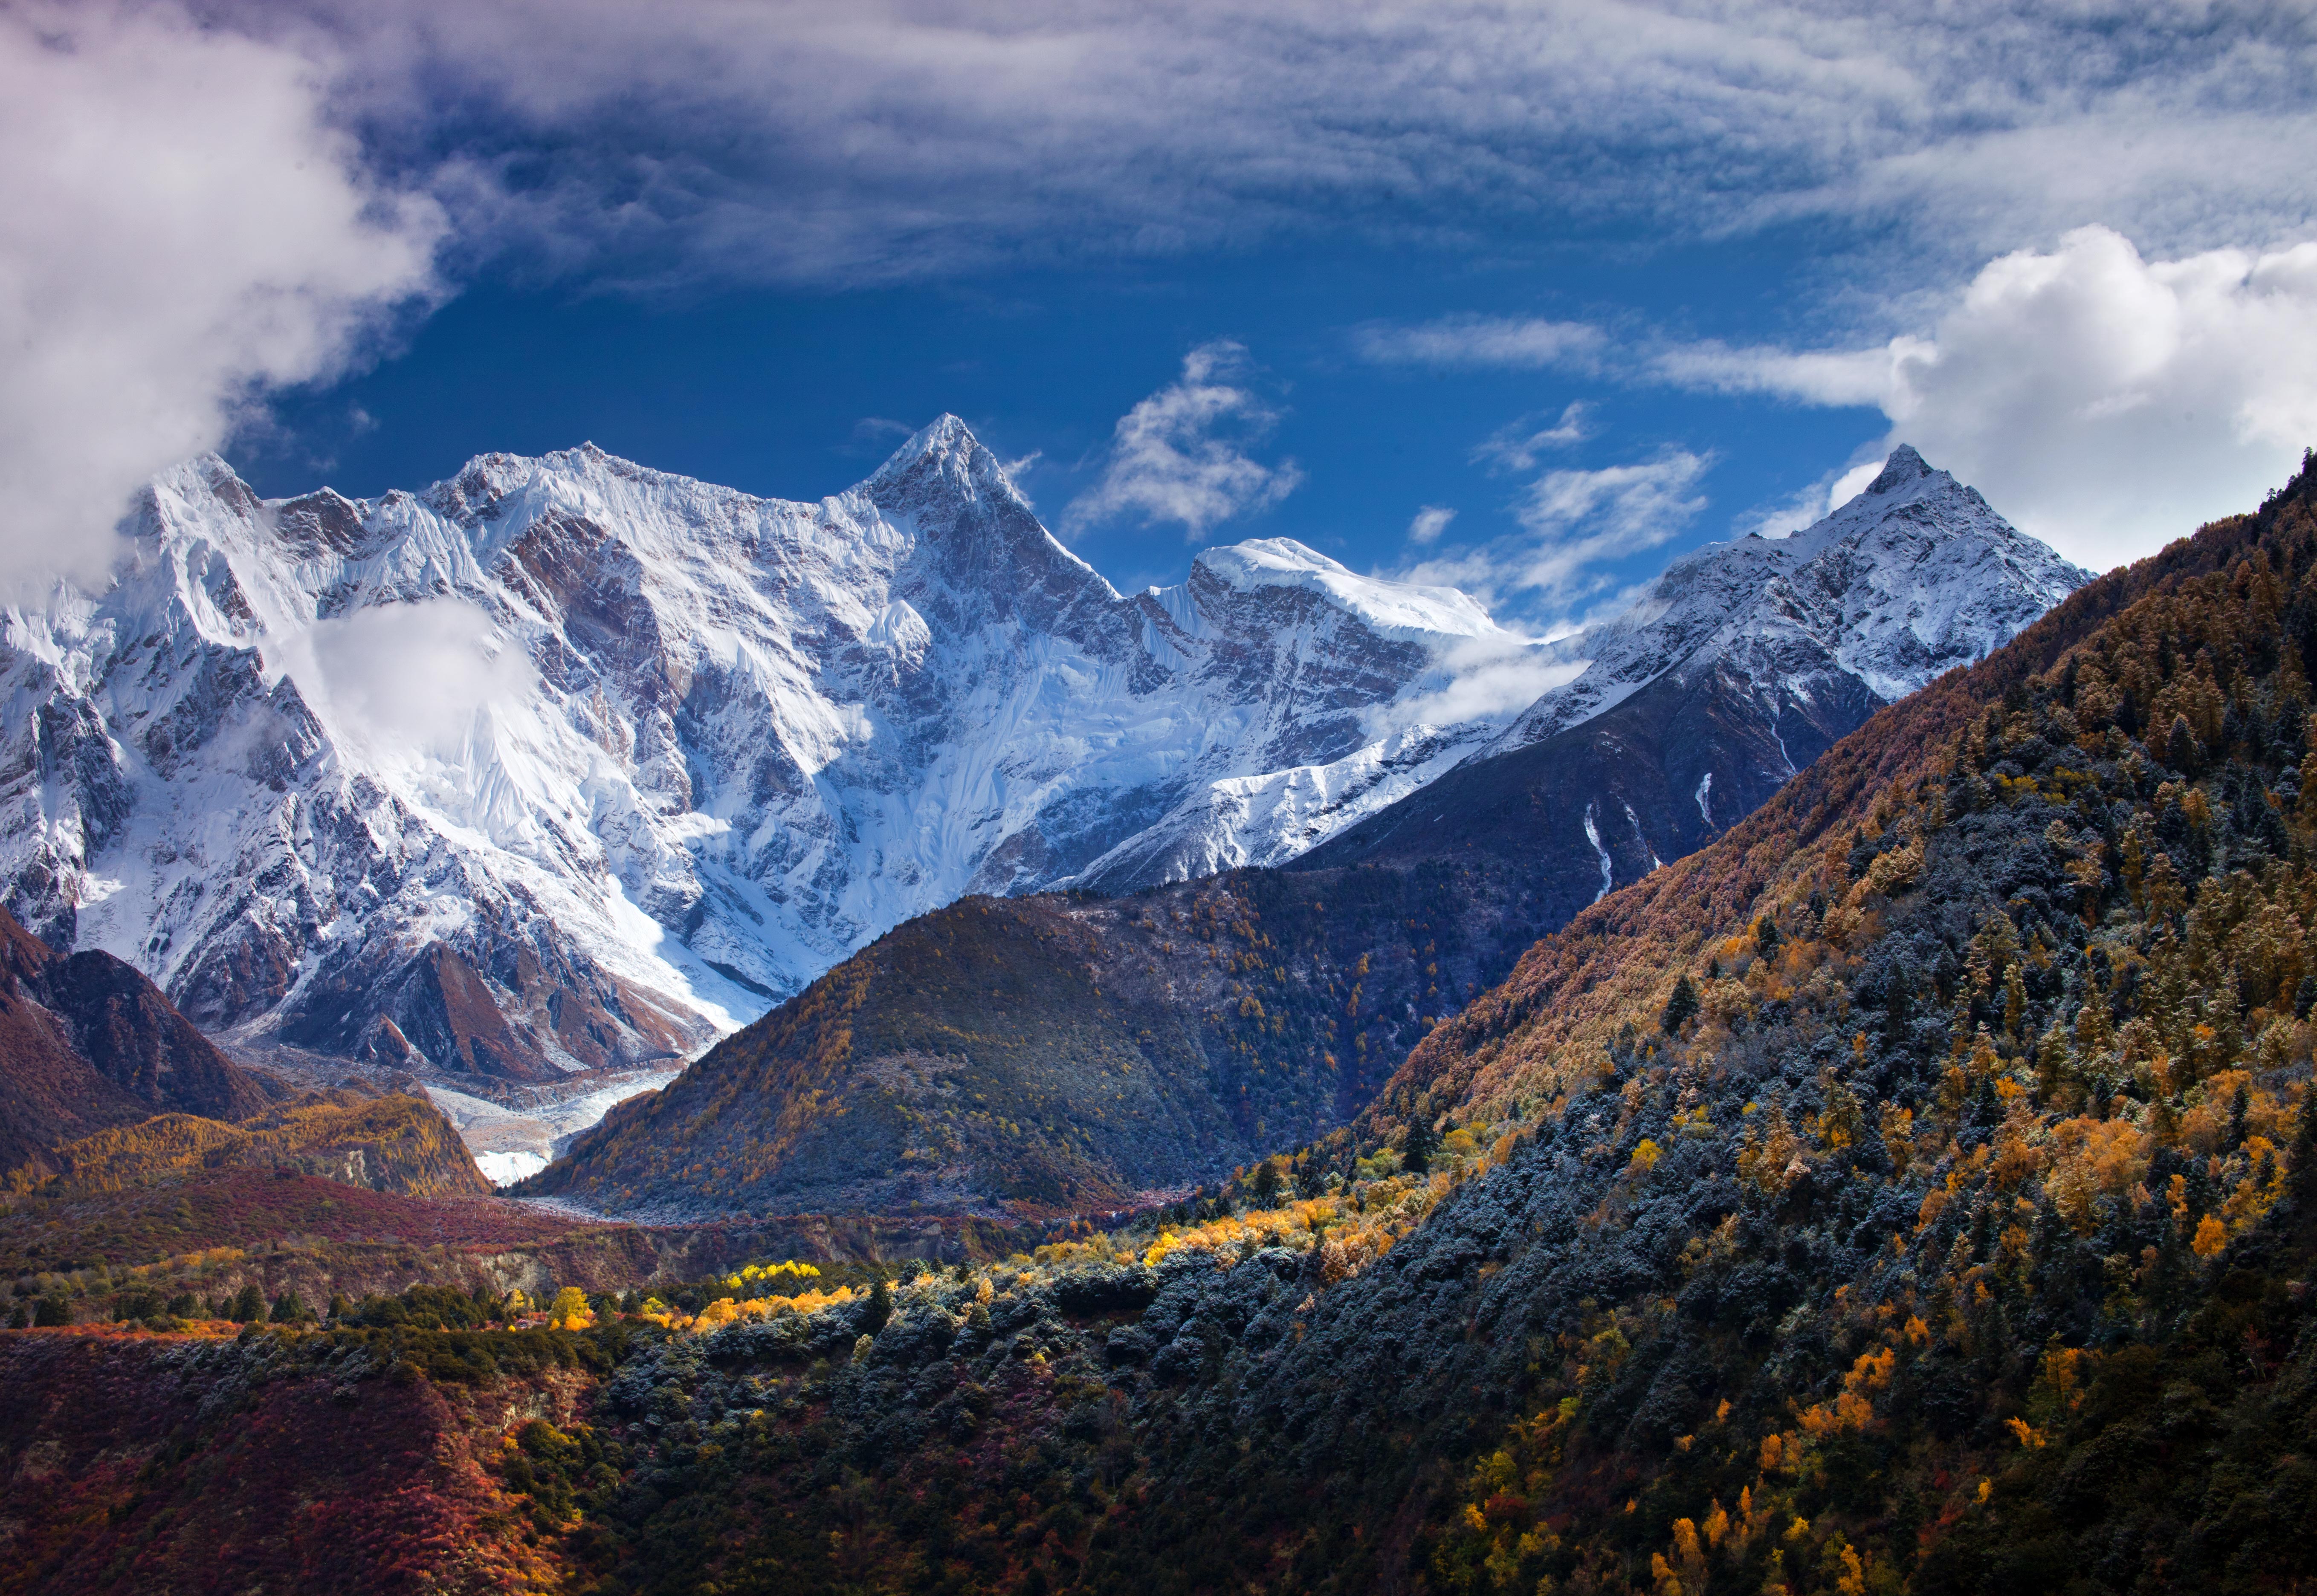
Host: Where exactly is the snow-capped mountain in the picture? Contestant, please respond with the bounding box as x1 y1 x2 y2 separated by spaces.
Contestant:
1492 445 2088 766
1302 445 2091 890
0 419 1523 1084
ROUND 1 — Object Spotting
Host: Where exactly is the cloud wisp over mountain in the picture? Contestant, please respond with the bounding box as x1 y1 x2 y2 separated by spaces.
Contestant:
1063 342 1303 543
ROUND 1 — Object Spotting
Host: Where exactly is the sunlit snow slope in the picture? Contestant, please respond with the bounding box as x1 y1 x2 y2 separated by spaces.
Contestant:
0 419 1526 1081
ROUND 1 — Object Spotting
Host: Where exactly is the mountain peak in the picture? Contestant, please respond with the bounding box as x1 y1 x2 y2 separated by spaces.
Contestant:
1865 443 1934 496
872 413 987 481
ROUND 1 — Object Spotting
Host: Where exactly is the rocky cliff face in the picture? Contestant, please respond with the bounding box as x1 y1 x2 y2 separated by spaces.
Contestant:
0 420 1516 1087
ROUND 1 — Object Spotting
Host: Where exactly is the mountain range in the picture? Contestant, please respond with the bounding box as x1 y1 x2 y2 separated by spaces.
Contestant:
0 425 2081 1151
526 445 2086 1217
3 440 2308 1596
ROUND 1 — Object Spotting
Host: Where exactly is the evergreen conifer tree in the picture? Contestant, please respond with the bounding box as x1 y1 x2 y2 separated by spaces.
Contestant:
1403 1109 1437 1175
1661 974 1700 1035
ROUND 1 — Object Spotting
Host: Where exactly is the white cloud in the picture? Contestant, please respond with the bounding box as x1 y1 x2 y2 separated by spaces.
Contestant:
1408 506 1457 546
1355 317 1607 372
0 2 442 596
1472 403 1598 474
213 1 2317 294
1509 453 1715 595
1062 341 1302 541
1382 636 1588 732
275 599 539 760
1729 462 1874 539
1398 450 1713 618
1658 227 2317 570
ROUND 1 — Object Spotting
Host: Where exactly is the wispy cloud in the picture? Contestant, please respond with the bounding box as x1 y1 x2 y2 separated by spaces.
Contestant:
1355 317 1606 371
1471 402 1599 474
1397 448 1713 620
1062 341 1302 541
1509 453 1715 595
204 1 2317 295
1407 506 1457 546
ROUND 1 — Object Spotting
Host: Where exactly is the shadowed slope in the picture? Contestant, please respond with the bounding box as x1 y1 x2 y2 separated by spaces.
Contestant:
526 862 1558 1218
0 906 277 1176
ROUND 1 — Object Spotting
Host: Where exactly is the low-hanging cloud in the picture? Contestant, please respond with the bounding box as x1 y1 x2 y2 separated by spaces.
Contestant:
1381 636 1590 733
0 3 442 597
1062 342 1302 542
1657 227 2317 571
275 598 539 761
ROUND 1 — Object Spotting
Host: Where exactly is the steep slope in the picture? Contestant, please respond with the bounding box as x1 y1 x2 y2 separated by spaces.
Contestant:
1047 448 2317 1595
1302 445 2088 895
0 422 1521 1093
0 905 277 1175
525 859 1550 1217
531 451 2083 1220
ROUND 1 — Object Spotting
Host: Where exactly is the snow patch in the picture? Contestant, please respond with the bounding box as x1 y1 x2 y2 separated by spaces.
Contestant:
1623 801 1662 870
477 1150 547 1187
1582 803 1612 904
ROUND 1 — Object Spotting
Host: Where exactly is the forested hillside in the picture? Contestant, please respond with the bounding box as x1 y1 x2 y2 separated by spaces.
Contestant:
527 859 1561 1217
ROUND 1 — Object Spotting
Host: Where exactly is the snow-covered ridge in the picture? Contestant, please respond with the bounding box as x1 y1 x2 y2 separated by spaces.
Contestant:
0 418 1528 1082
1186 538 1503 642
1489 444 2091 754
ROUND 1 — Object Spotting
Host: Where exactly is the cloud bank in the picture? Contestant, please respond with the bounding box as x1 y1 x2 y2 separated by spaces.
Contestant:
1661 228 2317 570
0 2 441 596
206 0 2317 295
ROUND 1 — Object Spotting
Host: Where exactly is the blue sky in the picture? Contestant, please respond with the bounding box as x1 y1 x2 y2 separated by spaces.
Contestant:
11 2 2317 625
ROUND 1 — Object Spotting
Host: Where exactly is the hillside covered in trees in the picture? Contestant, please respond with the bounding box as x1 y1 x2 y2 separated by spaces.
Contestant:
524 857 1565 1217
